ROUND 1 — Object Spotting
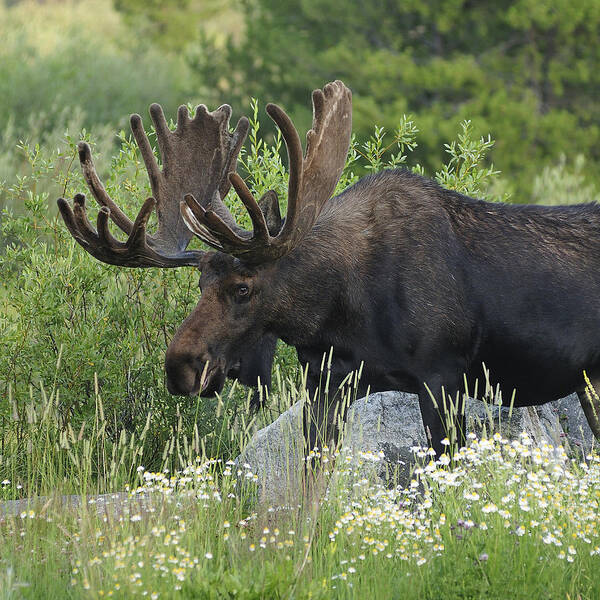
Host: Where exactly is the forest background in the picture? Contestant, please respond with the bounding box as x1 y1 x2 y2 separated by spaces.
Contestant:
2 0 600 208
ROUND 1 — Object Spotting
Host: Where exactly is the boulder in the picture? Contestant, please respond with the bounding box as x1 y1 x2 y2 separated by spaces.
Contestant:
236 391 593 506
554 393 596 454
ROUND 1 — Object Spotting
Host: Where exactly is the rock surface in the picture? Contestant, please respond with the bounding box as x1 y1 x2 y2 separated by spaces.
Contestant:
236 391 593 506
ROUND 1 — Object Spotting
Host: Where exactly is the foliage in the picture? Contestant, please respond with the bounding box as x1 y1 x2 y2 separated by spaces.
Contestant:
435 120 506 201
181 0 600 201
113 0 240 51
0 131 247 463
532 154 599 205
0 0 193 150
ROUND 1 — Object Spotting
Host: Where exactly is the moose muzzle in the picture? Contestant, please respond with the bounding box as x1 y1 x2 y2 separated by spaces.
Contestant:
164 350 226 397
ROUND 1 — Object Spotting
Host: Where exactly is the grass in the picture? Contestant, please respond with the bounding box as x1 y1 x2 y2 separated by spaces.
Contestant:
1 376 600 600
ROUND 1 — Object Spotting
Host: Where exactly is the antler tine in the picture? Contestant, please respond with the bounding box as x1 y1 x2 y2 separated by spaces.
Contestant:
180 197 225 250
182 194 250 251
219 116 250 199
228 173 270 243
58 193 204 268
176 105 190 132
263 104 304 247
78 142 134 235
130 114 161 193
57 195 95 248
182 81 352 265
148 103 172 160
96 206 126 250
126 197 156 249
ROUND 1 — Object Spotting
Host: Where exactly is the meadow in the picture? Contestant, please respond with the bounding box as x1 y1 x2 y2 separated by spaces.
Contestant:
2 1 600 597
2 382 600 599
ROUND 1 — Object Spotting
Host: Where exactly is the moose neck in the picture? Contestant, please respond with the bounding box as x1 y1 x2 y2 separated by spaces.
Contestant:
264 220 364 352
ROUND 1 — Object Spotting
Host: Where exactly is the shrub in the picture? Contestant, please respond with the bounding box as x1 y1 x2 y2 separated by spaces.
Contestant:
532 154 598 206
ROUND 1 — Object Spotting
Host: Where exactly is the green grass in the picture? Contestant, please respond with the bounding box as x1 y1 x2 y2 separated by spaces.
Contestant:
1 380 600 599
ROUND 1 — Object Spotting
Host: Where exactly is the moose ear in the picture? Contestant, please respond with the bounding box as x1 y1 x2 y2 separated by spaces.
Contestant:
258 190 283 236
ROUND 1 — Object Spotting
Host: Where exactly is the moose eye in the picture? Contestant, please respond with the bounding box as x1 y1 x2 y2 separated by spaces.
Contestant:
236 284 250 298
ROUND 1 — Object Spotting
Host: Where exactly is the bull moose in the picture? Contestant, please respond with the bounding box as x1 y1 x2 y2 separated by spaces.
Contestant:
58 80 600 456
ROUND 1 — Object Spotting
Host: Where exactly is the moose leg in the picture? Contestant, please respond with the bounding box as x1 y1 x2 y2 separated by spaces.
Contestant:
236 334 278 413
302 388 349 458
418 370 465 457
299 361 356 501
576 378 600 440
301 389 350 504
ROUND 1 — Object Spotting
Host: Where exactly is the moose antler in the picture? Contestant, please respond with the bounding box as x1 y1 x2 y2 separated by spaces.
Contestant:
181 81 352 265
57 103 249 267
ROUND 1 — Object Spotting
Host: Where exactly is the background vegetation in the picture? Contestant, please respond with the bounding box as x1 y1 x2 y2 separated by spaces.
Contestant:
3 0 600 205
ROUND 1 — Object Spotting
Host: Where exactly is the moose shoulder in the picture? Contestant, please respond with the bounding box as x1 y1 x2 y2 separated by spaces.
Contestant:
58 80 600 457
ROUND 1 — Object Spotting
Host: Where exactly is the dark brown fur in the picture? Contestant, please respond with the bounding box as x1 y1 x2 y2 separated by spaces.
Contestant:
166 168 600 454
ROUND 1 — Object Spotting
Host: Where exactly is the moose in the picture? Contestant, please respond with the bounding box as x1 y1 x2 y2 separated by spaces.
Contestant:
58 80 600 457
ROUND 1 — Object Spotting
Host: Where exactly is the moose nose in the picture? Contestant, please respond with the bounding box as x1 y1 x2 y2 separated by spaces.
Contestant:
164 351 202 396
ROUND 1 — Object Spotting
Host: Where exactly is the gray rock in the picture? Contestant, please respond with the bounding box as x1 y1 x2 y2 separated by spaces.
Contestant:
237 390 593 506
465 399 562 447
236 402 304 506
555 392 596 454
344 391 426 484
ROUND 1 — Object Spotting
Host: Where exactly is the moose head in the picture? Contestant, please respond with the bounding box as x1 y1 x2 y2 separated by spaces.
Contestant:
58 81 352 403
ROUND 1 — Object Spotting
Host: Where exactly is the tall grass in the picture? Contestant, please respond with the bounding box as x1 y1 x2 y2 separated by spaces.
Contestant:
1 374 600 599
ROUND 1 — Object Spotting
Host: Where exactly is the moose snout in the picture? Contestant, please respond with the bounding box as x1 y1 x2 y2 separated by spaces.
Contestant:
164 350 204 396
165 347 226 396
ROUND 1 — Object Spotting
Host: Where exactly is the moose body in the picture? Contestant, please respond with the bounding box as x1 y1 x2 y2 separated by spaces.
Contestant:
59 81 600 458
293 170 600 445
168 167 600 453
